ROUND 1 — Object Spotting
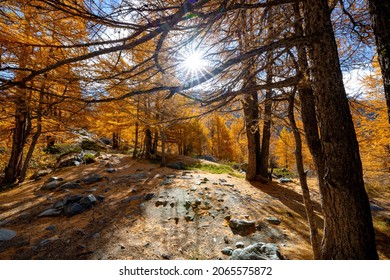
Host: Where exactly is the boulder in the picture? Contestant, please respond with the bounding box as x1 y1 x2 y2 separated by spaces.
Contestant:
228 219 256 236
57 153 82 168
166 162 186 170
279 177 293 183
63 203 85 217
79 194 97 208
144 193 155 201
221 247 234 256
40 180 63 191
80 174 104 185
231 243 284 260
0 228 17 241
60 182 82 190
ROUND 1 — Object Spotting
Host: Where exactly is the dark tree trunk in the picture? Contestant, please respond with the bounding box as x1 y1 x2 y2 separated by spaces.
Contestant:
259 57 273 180
243 82 261 181
19 90 44 183
303 0 378 259
144 128 153 160
2 97 31 185
160 127 166 167
368 0 390 123
288 91 321 260
152 130 158 155
133 98 140 159
112 132 120 149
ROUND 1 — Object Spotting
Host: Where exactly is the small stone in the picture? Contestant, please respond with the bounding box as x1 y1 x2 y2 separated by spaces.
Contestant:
181 175 193 179
221 183 235 187
119 244 125 249
221 247 233 256
60 182 82 189
194 198 202 206
38 208 62 217
46 225 56 231
224 214 231 221
190 186 197 191
160 179 173 186
236 242 245 248
170 202 175 208
224 236 230 244
184 200 191 210
144 193 155 201
267 217 282 225
185 215 194 222
0 228 17 241
155 200 168 207
45 177 64 183
279 177 293 183
97 195 105 202
86 188 97 192
174 217 179 224
370 203 384 212
41 180 63 191
106 168 116 173
217 198 224 202
162 253 171 260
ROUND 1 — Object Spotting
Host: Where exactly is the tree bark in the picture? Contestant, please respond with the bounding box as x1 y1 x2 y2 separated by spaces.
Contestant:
259 55 273 180
368 0 390 123
160 127 166 167
288 91 321 260
144 127 153 160
2 96 31 185
303 0 378 259
243 83 261 181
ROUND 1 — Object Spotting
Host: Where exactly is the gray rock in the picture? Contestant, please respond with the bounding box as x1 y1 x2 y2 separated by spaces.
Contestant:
38 208 62 217
160 178 173 186
194 198 202 206
221 183 235 187
39 238 59 246
181 175 193 179
41 180 63 191
167 162 186 170
0 228 17 241
236 242 245 248
267 217 282 225
52 199 67 209
221 247 234 256
230 243 284 260
46 225 56 231
279 177 293 183
128 173 148 180
45 177 64 183
228 219 256 236
123 195 143 203
370 203 384 212
185 215 194 222
63 203 85 217
65 195 83 204
184 200 191 210
106 168 116 173
190 186 197 191
144 193 155 201
60 182 82 189
79 194 97 208
81 174 103 185
219 178 227 183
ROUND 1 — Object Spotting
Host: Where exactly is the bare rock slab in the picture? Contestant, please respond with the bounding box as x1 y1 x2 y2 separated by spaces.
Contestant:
229 219 256 236
0 228 17 241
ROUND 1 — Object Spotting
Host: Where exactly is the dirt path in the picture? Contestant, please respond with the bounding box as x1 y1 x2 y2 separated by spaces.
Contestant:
0 154 388 260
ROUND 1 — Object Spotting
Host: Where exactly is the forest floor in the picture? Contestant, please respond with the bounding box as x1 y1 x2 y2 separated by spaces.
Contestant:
0 153 389 260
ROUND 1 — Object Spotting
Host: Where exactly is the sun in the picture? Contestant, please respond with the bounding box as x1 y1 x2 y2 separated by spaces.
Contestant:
178 47 209 83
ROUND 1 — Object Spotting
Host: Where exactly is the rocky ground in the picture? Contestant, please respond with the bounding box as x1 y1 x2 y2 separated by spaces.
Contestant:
0 153 389 260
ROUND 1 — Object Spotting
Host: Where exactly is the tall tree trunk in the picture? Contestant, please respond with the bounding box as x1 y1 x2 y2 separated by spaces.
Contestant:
243 83 261 181
112 132 120 149
368 0 390 123
152 130 159 155
144 127 153 160
2 97 31 185
160 127 166 167
133 98 140 159
259 55 273 180
288 91 321 260
19 88 45 183
303 0 378 259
